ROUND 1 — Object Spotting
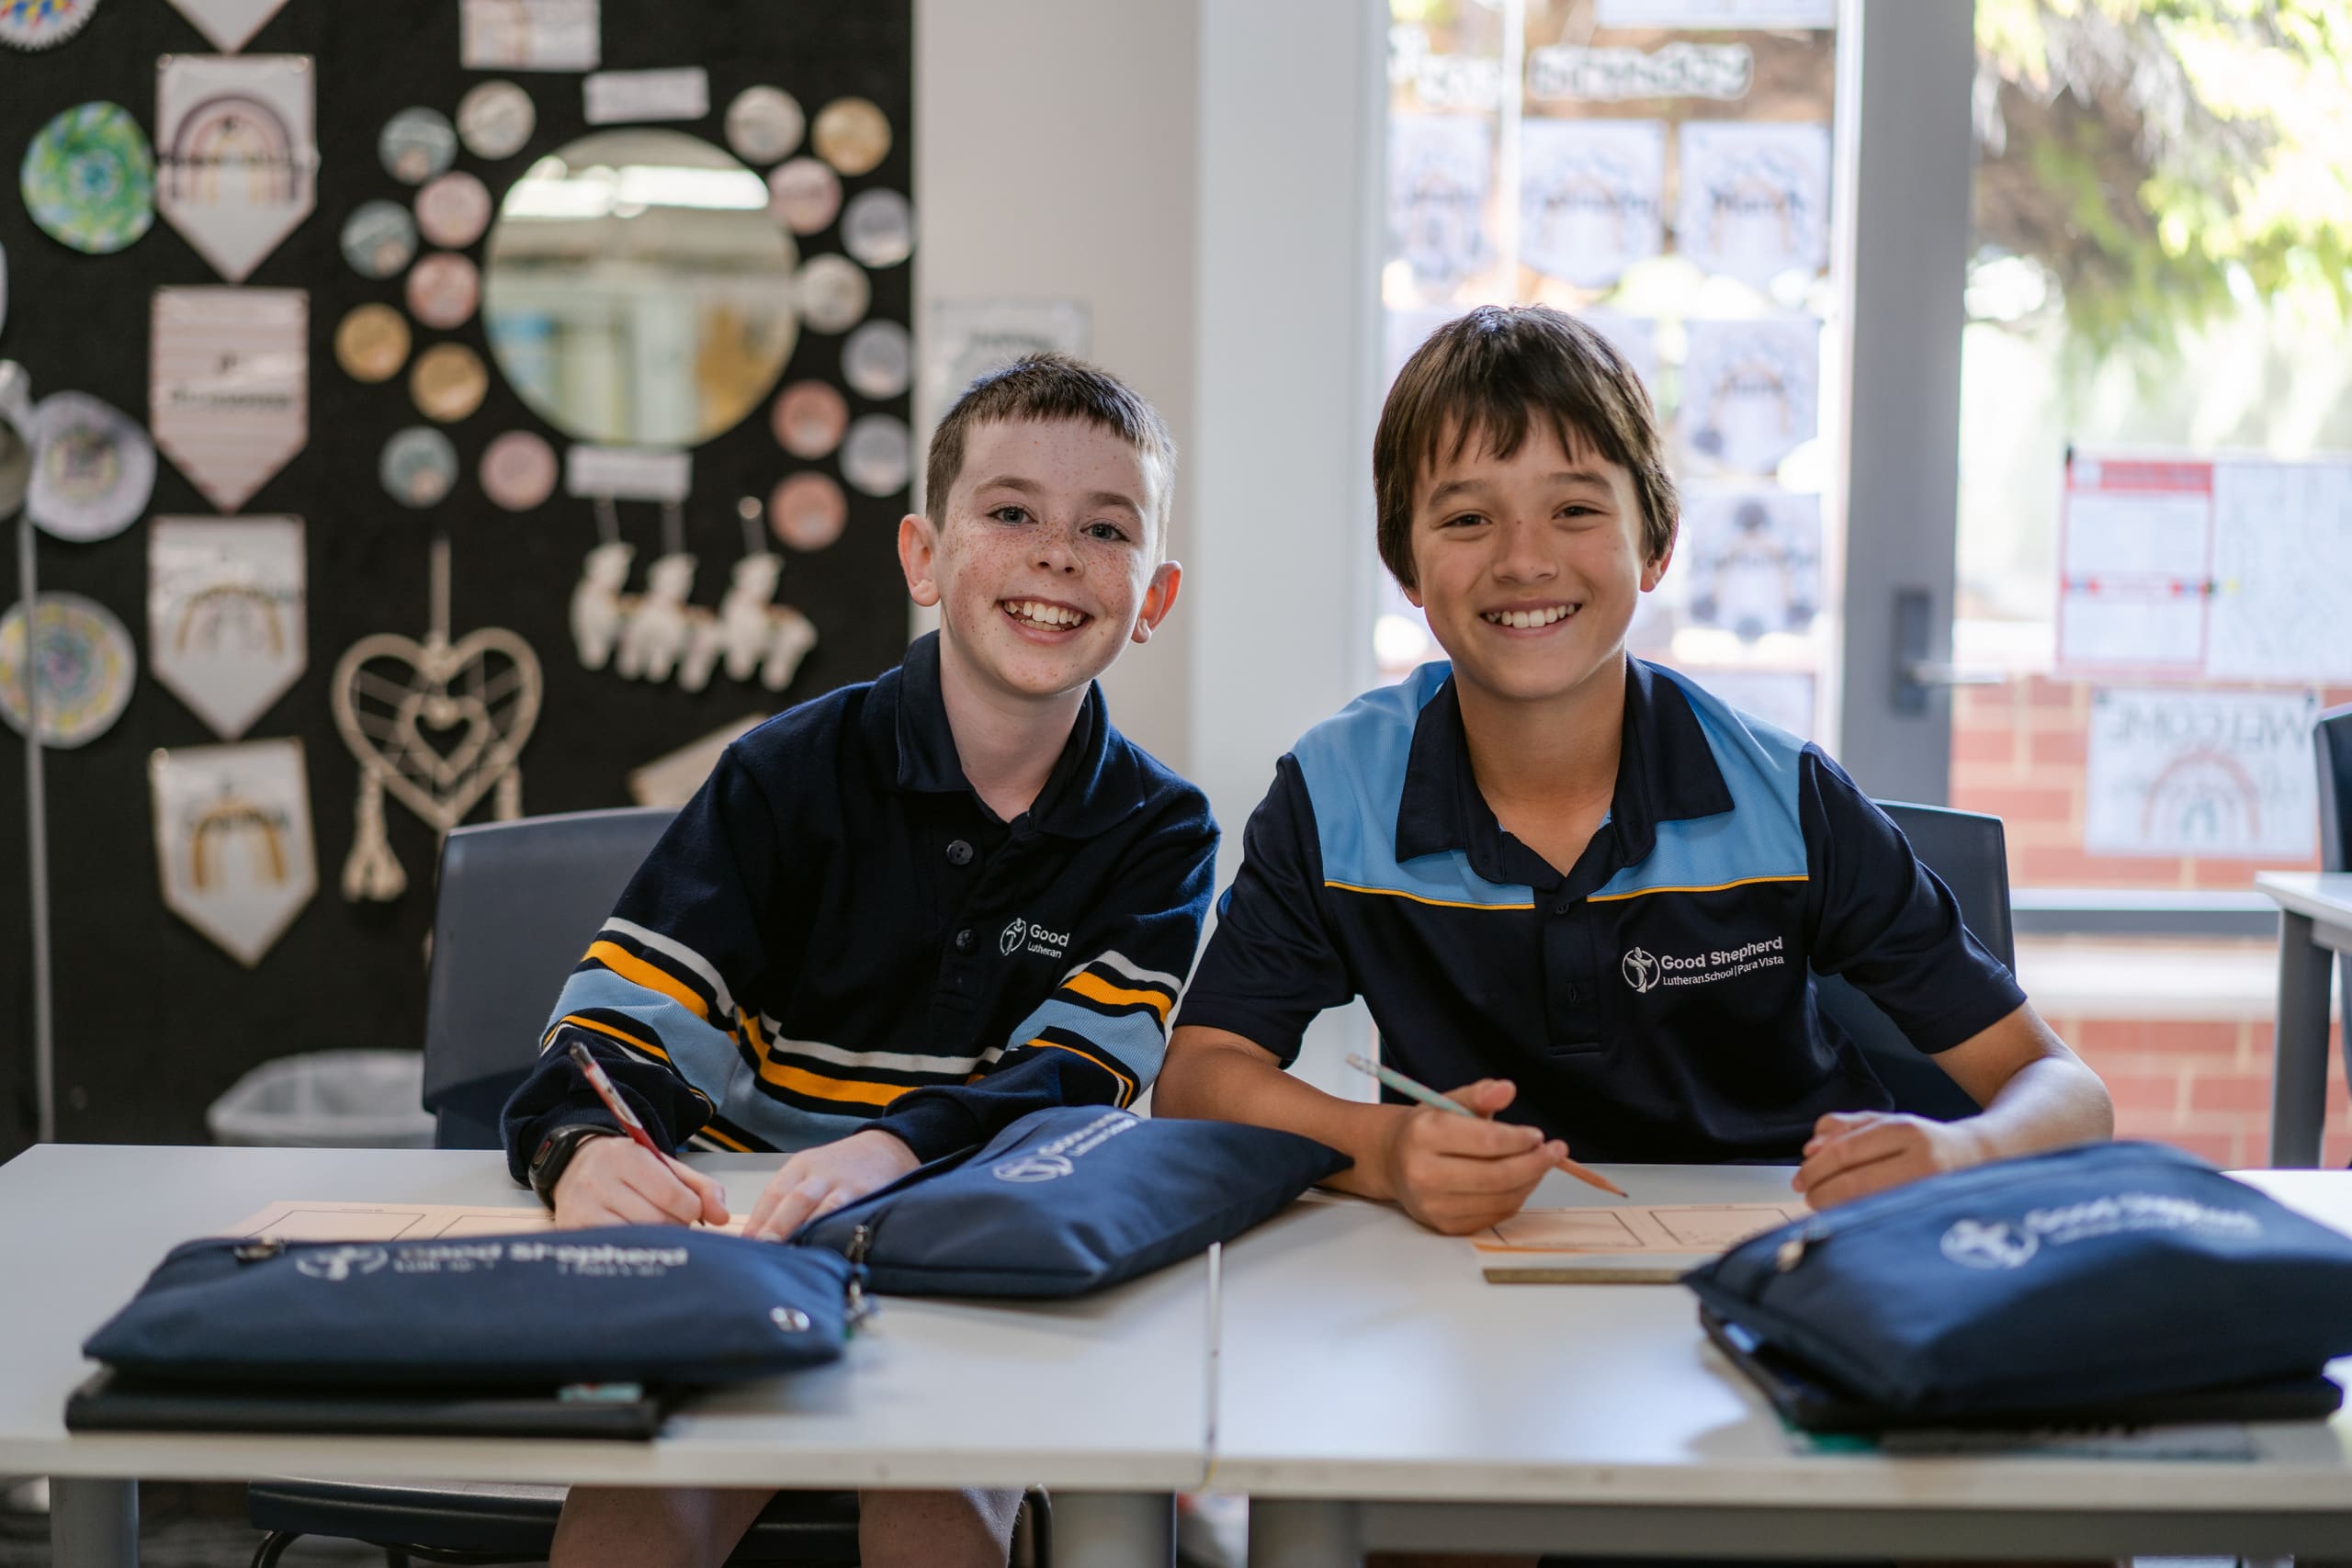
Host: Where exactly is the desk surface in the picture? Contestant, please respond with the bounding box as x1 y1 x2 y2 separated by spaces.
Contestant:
0 1145 1214 1491
2256 871 2352 929
1212 1163 2352 1508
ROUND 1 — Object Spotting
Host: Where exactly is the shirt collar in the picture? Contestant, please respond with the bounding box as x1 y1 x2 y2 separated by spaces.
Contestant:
866 631 1140 837
1393 658 1734 876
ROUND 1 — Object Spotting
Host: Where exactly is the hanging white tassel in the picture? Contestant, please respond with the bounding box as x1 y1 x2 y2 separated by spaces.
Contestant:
495 764 522 821
342 766 407 902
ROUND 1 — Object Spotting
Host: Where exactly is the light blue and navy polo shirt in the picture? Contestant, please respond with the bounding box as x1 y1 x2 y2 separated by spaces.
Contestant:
1178 658 2026 1163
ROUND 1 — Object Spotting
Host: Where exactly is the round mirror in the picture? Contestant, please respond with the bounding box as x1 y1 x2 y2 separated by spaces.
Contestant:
482 130 798 448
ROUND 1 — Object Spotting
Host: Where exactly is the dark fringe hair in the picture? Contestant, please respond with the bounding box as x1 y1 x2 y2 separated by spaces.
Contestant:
1374 304 1678 590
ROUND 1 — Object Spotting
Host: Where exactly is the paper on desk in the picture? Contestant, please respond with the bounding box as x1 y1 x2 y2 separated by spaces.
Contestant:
224 1200 750 1240
1476 1201 1808 1255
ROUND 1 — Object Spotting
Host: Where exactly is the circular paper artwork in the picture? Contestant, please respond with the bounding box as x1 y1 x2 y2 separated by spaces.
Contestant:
379 107 458 186
457 80 535 161
380 425 458 508
767 156 841 237
20 101 154 254
842 320 912 401
340 198 418 278
415 171 492 249
0 592 136 749
480 430 558 512
411 342 489 423
795 254 870 334
842 414 911 498
335 304 412 383
841 188 913 269
405 251 480 329
770 471 848 553
812 97 891 177
28 390 155 542
727 85 805 165
772 380 849 459
0 0 99 50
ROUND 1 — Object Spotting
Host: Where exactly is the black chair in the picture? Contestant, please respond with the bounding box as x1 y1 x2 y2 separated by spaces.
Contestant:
245 809 1059 1566
1811 800 2016 1122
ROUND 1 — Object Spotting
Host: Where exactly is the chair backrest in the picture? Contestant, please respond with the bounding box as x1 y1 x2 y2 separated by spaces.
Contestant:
420 807 675 1148
2316 704 2352 873
1811 800 2015 1123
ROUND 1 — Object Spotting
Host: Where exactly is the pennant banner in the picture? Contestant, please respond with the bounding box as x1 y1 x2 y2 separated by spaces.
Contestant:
150 515 306 739
152 286 307 512
151 736 317 966
156 53 317 282
165 0 287 52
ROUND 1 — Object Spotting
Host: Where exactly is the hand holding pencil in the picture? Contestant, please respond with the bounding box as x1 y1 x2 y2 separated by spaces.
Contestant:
1346 1054 1625 1235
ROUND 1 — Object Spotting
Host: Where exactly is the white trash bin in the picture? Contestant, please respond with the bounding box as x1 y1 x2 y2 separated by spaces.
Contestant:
206 1049 436 1148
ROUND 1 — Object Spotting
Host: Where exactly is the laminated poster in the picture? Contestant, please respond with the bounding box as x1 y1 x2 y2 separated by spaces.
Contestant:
1519 118 1665 290
152 286 307 512
156 54 318 283
1678 486 1820 640
149 515 306 739
2085 688 2317 860
1674 121 1831 289
1679 316 1818 475
1388 113 1493 295
151 736 317 966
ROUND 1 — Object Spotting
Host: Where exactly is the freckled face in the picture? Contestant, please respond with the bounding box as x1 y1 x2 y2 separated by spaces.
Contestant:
1402 420 1667 708
900 417 1180 702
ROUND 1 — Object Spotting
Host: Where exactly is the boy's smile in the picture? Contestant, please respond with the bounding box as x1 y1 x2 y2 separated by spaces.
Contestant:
1403 420 1666 709
901 416 1180 706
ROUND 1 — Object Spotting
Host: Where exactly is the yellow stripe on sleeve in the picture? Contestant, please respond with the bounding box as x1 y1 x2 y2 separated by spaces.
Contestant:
585 940 712 1021
754 1060 916 1107
558 1013 672 1063
1062 970 1174 1022
1021 1038 1137 1107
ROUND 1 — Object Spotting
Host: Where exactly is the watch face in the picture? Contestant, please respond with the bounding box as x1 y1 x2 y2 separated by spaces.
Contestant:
531 1134 559 1171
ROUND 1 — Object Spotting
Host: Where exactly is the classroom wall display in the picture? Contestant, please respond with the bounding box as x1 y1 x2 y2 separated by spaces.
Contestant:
27 389 155 542
460 0 598 73
2084 687 2318 860
164 0 287 55
1679 316 1820 476
1518 118 1665 291
20 99 153 254
148 515 305 739
1677 486 1820 641
0 591 136 748
150 285 306 510
1673 121 1832 289
0 0 914 1151
0 0 100 52
154 53 317 283
149 736 316 966
1388 112 1492 295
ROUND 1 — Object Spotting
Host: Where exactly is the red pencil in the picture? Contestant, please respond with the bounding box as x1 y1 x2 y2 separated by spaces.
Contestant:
565 1040 686 1173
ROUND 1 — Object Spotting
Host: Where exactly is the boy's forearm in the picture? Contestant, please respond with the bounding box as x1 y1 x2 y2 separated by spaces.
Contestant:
1962 1053 2115 1164
1157 1027 1402 1200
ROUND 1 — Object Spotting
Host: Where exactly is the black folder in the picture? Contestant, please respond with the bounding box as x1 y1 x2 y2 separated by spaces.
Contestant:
64 1368 677 1440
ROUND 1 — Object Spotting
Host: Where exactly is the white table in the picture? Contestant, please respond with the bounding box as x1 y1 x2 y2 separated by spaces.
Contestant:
2256 870 2352 1167
1220 1164 2352 1566
0 1145 1215 1568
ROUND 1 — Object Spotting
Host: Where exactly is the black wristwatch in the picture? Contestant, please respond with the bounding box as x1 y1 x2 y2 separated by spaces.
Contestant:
526 1123 620 1208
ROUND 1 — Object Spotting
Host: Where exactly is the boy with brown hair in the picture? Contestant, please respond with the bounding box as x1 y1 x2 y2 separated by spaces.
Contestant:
1157 304 2110 1234
503 354 1216 1567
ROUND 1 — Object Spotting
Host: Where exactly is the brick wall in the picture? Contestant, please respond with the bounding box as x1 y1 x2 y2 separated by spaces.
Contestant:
2048 1015 2350 1168
1949 677 2352 891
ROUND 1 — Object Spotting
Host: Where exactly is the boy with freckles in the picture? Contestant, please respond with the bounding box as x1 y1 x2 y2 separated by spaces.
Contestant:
503 355 1215 1568
1158 304 2111 1233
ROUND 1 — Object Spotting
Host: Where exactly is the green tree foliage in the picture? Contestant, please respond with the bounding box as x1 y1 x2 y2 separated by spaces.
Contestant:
1974 0 2352 358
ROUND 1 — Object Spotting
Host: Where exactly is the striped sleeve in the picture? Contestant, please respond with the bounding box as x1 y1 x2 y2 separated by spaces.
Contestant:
869 795 1218 1162
501 747 794 1182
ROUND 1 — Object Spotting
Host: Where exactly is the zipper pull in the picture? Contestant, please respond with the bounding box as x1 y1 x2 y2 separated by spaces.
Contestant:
233 1238 286 1263
1775 1222 1826 1273
846 1223 872 1266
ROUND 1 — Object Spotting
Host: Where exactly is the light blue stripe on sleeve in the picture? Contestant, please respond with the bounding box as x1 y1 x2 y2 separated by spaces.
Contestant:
1003 997 1170 1086
548 965 745 1111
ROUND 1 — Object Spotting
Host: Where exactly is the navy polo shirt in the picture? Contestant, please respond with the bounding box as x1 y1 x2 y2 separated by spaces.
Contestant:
1178 659 2027 1163
503 632 1218 1180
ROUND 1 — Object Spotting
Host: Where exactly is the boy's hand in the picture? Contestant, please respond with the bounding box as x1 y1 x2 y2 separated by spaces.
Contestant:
1374 1078 1566 1235
553 1135 731 1230
743 1130 922 1240
1793 1110 1990 1209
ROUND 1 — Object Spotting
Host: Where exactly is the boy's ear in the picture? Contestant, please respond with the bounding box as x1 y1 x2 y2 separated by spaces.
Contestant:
1129 560 1182 645
898 513 941 606
1640 530 1676 593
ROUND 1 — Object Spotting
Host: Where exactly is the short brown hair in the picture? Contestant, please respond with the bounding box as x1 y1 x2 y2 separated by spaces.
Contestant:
1374 305 1677 591
924 353 1177 557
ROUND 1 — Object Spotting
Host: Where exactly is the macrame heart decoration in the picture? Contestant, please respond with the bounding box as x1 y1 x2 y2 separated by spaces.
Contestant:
331 540 541 901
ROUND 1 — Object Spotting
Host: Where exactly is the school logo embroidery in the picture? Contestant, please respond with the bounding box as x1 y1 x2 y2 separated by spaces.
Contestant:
295 1245 390 1281
1621 937 1786 992
1621 947 1660 992
1001 915 1072 961
1939 1219 2038 1270
1000 917 1027 955
991 1153 1076 1183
